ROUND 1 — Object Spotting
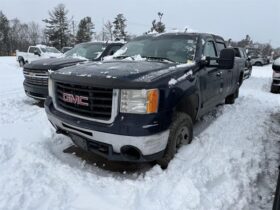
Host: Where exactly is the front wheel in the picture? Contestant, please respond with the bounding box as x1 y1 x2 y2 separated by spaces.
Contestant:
19 59 25 67
225 88 239 104
157 112 193 169
271 86 279 94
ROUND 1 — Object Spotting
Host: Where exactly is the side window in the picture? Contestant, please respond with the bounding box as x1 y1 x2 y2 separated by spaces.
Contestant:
216 42 226 55
34 48 40 53
233 48 241 57
204 41 217 57
29 47 36 53
107 45 122 56
242 50 248 58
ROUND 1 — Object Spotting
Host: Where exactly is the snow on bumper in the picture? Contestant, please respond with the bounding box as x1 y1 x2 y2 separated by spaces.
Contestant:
45 101 169 157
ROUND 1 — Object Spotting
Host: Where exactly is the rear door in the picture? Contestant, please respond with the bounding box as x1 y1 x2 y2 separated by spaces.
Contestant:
200 40 224 109
218 44 234 97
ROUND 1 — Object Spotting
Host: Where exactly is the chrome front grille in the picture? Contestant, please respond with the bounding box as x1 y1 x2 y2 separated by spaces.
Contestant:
55 82 114 121
23 68 49 86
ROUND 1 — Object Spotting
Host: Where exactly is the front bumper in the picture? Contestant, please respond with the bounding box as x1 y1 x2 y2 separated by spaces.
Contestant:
45 98 169 162
23 80 48 100
272 78 280 87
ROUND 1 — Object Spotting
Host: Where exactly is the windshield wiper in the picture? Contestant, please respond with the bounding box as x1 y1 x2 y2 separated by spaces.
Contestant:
142 56 176 63
113 55 135 60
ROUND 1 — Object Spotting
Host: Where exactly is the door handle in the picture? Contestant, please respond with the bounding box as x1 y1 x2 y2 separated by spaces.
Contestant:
216 71 222 77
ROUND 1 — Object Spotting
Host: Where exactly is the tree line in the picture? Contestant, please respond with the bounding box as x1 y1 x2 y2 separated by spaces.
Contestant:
0 3 278 58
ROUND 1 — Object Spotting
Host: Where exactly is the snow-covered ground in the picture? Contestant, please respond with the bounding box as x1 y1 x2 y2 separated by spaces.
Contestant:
0 57 280 210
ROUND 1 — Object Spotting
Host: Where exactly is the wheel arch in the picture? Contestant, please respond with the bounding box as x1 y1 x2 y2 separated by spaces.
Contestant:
175 93 199 122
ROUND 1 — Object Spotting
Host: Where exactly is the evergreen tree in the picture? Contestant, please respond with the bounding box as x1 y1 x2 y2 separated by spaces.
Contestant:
0 11 10 55
113 14 127 40
43 4 70 49
150 12 165 33
76 17 94 43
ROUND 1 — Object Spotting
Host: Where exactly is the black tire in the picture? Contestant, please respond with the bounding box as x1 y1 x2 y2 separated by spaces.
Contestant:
225 88 239 104
157 112 193 169
19 59 25 67
271 86 279 94
255 62 263 66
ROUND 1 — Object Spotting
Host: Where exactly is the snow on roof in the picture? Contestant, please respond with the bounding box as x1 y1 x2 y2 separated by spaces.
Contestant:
35 44 48 48
89 40 126 44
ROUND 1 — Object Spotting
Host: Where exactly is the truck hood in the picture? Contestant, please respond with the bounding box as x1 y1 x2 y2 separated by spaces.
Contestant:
24 57 87 71
51 60 196 88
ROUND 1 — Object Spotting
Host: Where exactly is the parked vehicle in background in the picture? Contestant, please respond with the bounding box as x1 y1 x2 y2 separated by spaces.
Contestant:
248 53 268 66
61 47 72 53
45 33 245 168
16 45 62 67
271 58 280 93
233 47 252 79
23 41 124 100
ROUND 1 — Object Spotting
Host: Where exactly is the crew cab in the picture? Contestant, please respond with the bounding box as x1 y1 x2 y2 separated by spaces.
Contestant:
45 33 245 168
233 47 252 79
271 58 280 93
16 45 62 67
23 42 124 100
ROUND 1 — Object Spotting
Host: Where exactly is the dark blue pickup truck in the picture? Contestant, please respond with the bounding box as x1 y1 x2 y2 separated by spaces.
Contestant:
45 32 245 168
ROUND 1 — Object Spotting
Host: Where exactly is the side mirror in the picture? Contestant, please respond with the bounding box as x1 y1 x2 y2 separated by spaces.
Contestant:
199 56 210 67
34 50 41 56
218 48 235 69
109 50 115 56
272 59 280 72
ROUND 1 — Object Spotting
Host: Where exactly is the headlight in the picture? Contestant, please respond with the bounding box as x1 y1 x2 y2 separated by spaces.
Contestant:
120 89 159 114
48 78 54 98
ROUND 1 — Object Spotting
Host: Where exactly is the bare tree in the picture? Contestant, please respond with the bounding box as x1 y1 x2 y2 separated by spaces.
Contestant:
103 21 113 41
28 22 41 45
9 18 30 52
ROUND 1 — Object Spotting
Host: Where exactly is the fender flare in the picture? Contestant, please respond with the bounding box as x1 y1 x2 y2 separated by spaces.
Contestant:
175 93 199 122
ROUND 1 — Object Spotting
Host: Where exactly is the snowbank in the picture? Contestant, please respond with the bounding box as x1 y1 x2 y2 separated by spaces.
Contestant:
0 57 279 210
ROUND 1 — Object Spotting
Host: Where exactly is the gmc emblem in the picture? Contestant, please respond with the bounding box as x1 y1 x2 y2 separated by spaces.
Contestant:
62 93 89 106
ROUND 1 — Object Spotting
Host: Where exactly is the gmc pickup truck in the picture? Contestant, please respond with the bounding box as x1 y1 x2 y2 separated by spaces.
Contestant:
17 45 62 67
23 42 123 100
45 33 245 168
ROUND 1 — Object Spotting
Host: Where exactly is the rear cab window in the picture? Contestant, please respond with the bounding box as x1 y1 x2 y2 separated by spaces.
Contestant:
216 42 226 55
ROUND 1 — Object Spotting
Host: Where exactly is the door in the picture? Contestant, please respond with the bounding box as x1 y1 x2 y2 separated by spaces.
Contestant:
200 41 224 110
28 47 41 62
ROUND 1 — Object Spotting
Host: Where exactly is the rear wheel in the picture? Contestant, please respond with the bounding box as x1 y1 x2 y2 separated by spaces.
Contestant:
157 112 193 169
225 88 239 104
255 61 263 66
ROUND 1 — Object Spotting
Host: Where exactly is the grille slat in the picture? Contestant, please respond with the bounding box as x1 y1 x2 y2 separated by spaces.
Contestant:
23 68 48 86
25 77 48 86
55 82 113 121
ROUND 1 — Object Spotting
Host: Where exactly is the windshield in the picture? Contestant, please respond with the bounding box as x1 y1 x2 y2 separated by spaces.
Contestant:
41 47 61 53
114 35 198 63
65 43 106 60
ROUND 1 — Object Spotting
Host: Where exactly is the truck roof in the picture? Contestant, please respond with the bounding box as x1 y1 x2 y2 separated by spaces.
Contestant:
133 32 225 43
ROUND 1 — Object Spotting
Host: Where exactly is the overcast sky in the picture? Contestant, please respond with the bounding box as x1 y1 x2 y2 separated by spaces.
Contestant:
1 0 280 47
